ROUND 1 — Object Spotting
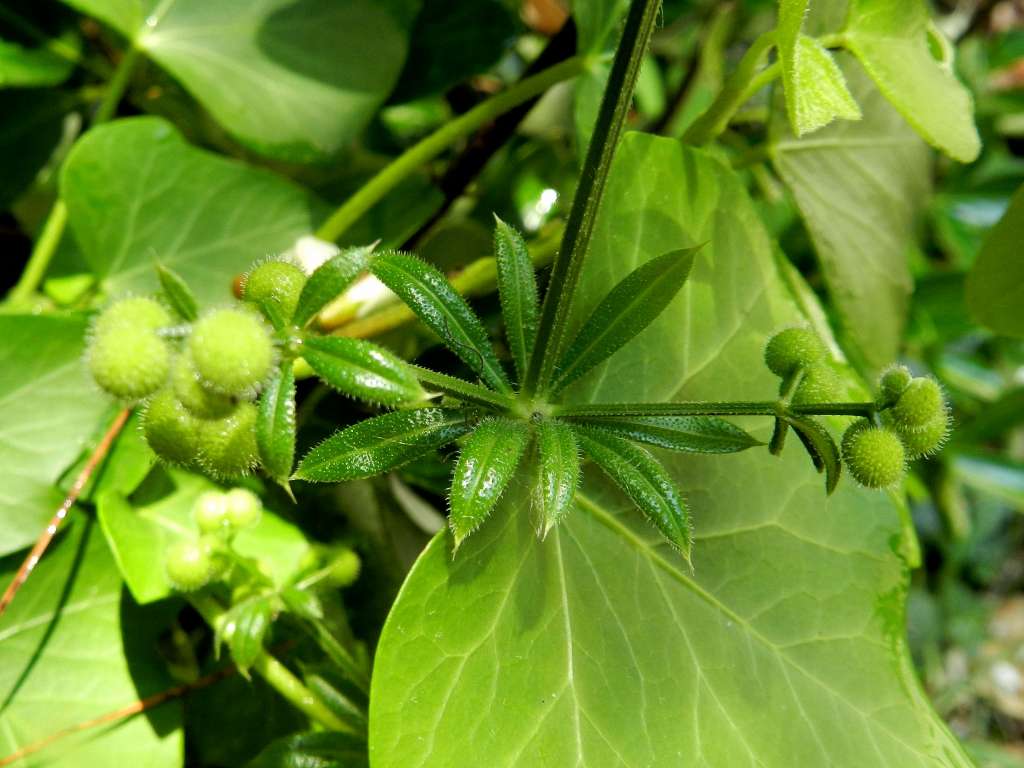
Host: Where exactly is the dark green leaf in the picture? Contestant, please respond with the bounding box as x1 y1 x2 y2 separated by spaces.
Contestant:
966 183 1024 338
257 362 297 488
552 247 698 392
0 89 70 209
301 335 424 407
568 414 761 454
576 427 691 558
370 251 511 393
220 597 275 673
248 731 367 768
155 262 199 321
295 408 473 483
493 217 539 385
449 418 530 549
783 412 841 495
533 419 580 539
293 245 375 327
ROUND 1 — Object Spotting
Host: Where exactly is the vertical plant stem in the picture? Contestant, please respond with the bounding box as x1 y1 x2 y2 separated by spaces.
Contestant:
7 45 140 304
188 594 355 734
521 0 663 398
683 31 777 145
314 57 584 244
0 408 130 619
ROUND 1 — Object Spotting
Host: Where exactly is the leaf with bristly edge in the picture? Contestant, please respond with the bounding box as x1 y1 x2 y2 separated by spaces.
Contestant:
533 419 580 539
301 335 424 407
552 247 699 393
566 414 761 454
295 408 474 483
575 427 691 560
449 417 530 551
155 262 198 321
293 245 375 327
217 596 275 674
493 217 539 384
370 251 511 393
257 362 296 493
782 411 842 495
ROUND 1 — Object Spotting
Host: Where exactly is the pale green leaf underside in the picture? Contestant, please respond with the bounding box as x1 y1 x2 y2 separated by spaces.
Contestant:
0 315 108 557
0 521 181 766
965 183 1024 338
844 0 980 163
771 58 930 374
60 0 418 161
369 135 969 766
61 117 317 304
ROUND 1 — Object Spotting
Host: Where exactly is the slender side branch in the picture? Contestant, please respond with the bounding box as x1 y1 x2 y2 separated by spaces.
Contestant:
556 401 879 418
0 408 130 619
523 0 663 397
314 57 584 244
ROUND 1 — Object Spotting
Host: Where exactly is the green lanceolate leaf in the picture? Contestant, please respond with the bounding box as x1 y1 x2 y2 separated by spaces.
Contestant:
301 335 424 407
449 417 530 549
155 262 199 321
567 414 761 453
371 251 511 393
219 596 274 673
576 427 692 558
783 412 841 494
965 183 1024 338
295 408 473 483
493 217 539 384
533 419 580 539
257 362 296 487
552 247 698 393
777 0 860 136
293 245 375 327
843 0 980 162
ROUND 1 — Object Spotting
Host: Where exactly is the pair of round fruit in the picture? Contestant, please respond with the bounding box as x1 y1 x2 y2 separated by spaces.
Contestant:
764 326 843 405
164 487 262 591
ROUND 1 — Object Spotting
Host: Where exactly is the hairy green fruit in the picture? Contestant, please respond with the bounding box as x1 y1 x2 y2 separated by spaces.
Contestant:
889 377 944 431
193 490 230 535
791 363 843 405
190 308 276 397
892 411 950 459
877 364 913 406
142 390 202 468
841 423 906 489
764 327 825 377
224 487 262 529
93 296 171 334
89 297 174 400
198 402 259 479
165 538 217 592
172 353 235 418
243 259 307 322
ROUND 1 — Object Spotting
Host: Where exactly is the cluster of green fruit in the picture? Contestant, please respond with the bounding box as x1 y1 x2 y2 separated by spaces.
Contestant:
764 328 950 489
86 260 308 479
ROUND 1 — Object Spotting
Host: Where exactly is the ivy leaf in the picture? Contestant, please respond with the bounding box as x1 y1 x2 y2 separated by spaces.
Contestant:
493 217 539 385
257 362 296 489
60 0 419 161
248 731 367 768
0 314 108 557
219 596 275 674
449 418 530 550
843 0 980 163
62 117 318 304
370 252 511 394
300 335 424 407
552 247 698 393
771 58 930 374
155 262 199 321
576 427 692 557
293 245 374 327
0 520 181 765
965 183 1024 338
533 419 580 539
369 135 969 767
782 412 842 495
567 414 762 454
294 408 473 483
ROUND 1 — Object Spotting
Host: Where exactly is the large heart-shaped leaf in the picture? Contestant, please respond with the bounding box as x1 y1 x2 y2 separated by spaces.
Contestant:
0 314 108 557
61 117 318 304
0 520 181 765
771 58 931 374
368 135 970 766
61 0 418 161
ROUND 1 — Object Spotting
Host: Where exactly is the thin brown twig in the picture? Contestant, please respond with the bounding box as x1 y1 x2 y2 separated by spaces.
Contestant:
0 663 236 766
0 408 130 619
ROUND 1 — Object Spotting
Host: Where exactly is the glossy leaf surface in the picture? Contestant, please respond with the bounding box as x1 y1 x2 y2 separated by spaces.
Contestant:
569 414 761 454
301 335 424 407
293 245 374 327
257 361 296 486
493 218 539 384
533 419 581 539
